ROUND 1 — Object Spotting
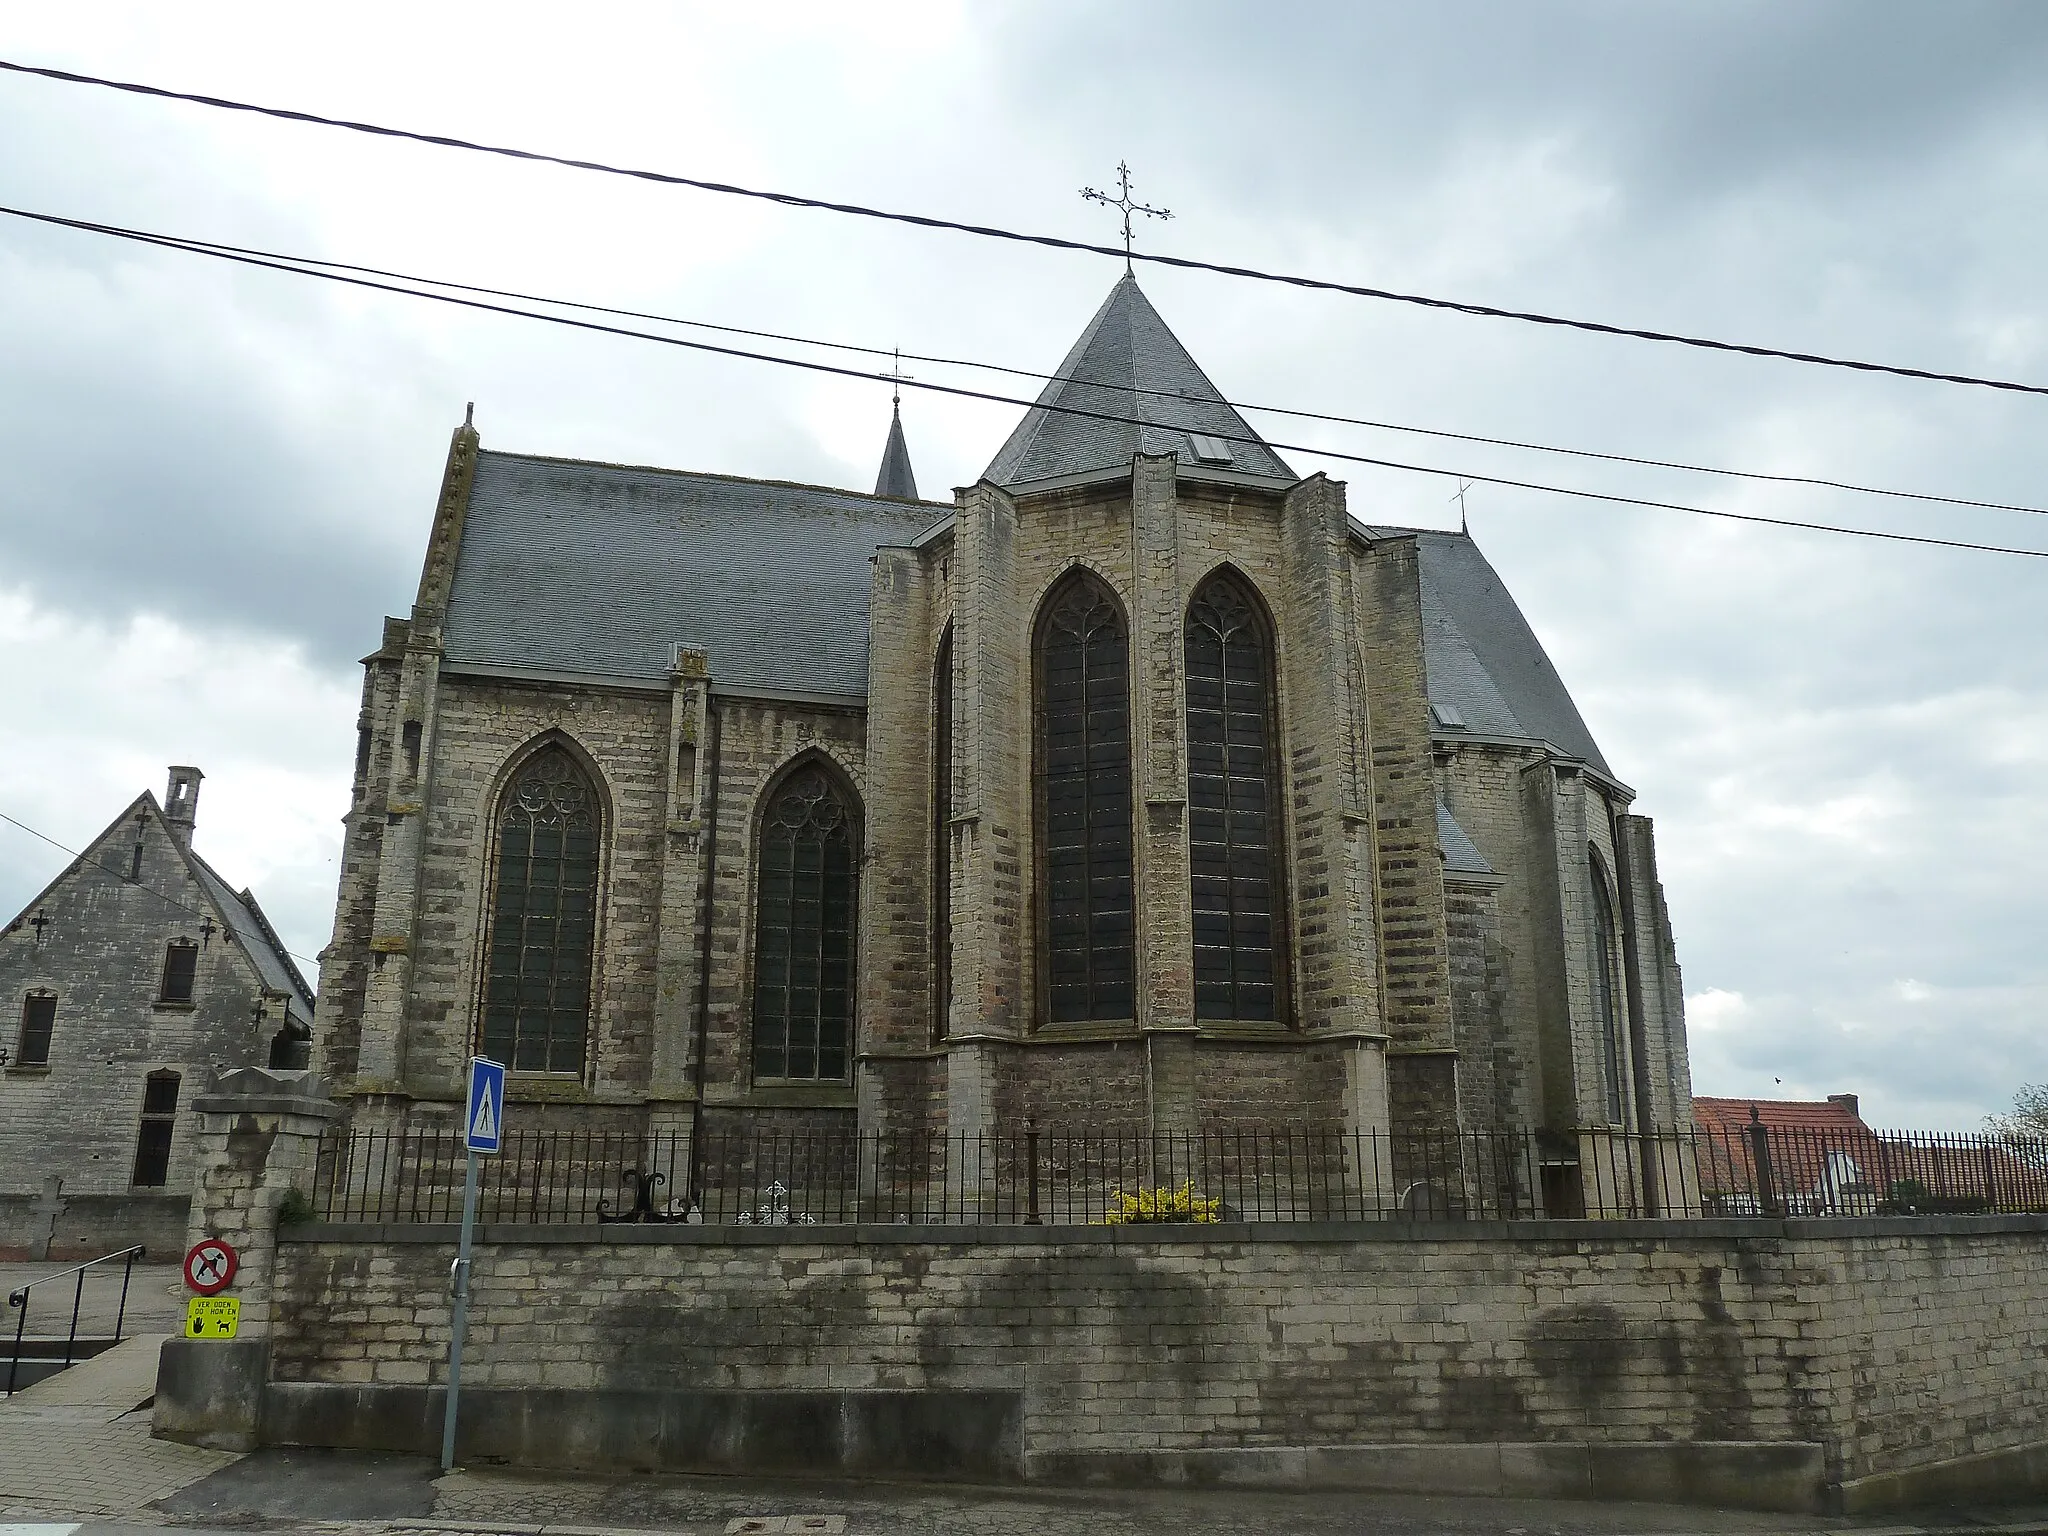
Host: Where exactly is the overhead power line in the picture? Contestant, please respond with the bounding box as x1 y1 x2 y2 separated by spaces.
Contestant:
0 809 323 971
5 200 2046 562
5 55 2048 401
77 222 2048 523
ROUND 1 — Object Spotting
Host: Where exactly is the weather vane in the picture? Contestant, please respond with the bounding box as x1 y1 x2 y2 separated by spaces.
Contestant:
1081 161 1172 274
880 347 913 413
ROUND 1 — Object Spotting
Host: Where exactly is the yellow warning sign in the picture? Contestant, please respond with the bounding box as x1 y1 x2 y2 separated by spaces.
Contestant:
186 1295 241 1339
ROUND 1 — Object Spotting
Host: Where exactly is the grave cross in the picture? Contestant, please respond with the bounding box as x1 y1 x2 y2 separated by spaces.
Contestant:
1081 161 1172 274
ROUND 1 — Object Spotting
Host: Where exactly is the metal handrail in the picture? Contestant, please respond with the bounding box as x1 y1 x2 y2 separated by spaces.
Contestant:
5 1243 146 1397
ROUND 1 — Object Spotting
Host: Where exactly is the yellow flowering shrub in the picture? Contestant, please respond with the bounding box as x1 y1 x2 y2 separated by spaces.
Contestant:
1102 1181 1222 1224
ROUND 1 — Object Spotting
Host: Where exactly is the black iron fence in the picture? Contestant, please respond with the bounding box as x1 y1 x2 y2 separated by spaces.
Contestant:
306 1121 2048 1228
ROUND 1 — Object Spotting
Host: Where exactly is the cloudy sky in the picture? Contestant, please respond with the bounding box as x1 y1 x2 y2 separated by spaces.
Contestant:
2 2 2043 1128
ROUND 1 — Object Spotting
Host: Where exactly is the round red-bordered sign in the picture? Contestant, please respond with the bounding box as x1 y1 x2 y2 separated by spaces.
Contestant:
183 1238 238 1295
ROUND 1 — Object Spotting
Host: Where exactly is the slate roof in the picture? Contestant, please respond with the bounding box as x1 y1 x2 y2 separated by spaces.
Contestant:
187 848 314 1022
874 407 919 501
442 452 944 697
1359 524 1611 777
982 274 1295 488
1436 801 1494 877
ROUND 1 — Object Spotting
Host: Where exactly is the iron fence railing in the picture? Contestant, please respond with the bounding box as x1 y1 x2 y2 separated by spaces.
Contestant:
5 1244 145 1396
305 1121 2048 1228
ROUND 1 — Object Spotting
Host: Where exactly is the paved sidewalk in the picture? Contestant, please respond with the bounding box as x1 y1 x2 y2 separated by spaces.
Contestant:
0 1334 237 1520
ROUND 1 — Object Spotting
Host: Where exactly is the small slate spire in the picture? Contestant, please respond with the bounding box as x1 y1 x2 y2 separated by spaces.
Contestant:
874 401 919 500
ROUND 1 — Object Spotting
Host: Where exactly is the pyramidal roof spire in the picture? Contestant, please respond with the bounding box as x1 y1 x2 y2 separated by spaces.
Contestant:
874 399 919 500
981 274 1295 491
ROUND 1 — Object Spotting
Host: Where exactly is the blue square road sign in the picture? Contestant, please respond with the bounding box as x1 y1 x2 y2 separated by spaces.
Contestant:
465 1056 506 1153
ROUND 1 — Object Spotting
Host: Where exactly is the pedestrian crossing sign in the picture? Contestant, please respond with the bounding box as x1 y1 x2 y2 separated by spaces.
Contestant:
465 1056 506 1154
187 1295 240 1339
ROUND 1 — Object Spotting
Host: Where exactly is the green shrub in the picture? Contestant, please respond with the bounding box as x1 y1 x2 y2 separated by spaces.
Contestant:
1102 1182 1222 1224
276 1186 317 1227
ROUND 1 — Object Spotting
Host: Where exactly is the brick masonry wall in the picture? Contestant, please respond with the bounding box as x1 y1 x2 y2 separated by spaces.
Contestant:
270 1217 2048 1490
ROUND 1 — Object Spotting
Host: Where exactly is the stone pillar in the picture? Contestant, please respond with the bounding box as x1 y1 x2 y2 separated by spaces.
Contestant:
153 1067 339 1452
1352 530 1457 1133
650 645 710 1138
352 417 477 1102
1131 456 1198 1135
857 546 941 1134
945 482 1025 1130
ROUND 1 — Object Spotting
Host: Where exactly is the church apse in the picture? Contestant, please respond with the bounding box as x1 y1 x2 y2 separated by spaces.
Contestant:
315 270 1692 1158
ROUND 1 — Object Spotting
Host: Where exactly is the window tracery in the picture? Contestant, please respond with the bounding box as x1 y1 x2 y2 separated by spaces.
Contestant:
752 764 858 1081
1184 571 1284 1021
1037 571 1135 1023
481 744 599 1075
1591 856 1627 1125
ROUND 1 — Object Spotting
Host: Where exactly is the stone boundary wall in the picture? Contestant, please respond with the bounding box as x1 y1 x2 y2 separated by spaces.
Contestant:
257 1214 2048 1511
0 1191 188 1262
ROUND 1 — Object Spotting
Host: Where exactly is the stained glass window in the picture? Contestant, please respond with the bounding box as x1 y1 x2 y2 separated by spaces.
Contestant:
482 745 599 1075
1038 571 1135 1023
1185 571 1284 1022
1591 859 1627 1125
932 627 953 1042
752 765 858 1081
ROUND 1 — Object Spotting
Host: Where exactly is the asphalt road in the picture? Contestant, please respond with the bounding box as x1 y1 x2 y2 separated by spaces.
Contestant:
109 1448 2048 1536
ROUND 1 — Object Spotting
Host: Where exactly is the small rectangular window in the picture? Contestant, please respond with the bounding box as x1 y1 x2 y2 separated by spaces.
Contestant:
132 1072 180 1187
159 941 199 1004
1186 433 1234 464
17 993 56 1067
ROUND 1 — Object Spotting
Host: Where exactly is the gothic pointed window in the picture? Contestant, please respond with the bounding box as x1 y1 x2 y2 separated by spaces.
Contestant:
752 764 858 1082
481 744 600 1075
932 626 954 1042
1185 570 1285 1022
1037 570 1135 1023
1591 856 1628 1125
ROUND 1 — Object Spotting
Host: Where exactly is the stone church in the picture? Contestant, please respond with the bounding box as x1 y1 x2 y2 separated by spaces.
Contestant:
315 274 1692 1152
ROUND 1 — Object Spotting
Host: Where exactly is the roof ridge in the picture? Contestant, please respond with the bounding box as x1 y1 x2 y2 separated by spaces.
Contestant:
478 448 951 508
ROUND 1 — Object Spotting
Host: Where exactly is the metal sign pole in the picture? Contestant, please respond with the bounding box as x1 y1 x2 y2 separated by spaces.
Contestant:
441 1146 480 1473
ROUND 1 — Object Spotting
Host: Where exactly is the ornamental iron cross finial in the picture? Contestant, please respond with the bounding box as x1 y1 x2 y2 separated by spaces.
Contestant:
880 347 914 412
1081 161 1172 274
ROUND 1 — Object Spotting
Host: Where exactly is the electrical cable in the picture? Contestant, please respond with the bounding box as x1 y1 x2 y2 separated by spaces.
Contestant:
5 201 2046 561
0 809 324 971
5 55 2048 400
109 222 2048 523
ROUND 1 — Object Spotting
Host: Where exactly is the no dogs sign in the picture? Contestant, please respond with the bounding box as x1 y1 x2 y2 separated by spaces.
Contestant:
183 1237 238 1295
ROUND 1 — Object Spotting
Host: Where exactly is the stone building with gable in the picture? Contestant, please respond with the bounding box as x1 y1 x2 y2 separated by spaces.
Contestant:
315 274 1692 1164
0 767 315 1257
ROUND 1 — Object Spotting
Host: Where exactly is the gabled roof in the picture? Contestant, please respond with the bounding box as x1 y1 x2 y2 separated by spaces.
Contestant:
874 406 919 501
1359 524 1612 777
1 790 313 1023
186 848 314 1020
441 452 945 698
982 274 1295 490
